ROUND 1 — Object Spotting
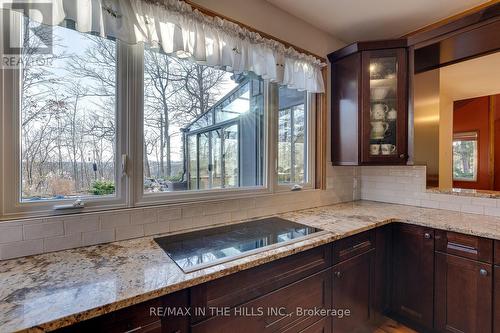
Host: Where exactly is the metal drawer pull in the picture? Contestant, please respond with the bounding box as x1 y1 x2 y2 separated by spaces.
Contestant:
424 233 432 239
334 271 342 278
480 268 488 276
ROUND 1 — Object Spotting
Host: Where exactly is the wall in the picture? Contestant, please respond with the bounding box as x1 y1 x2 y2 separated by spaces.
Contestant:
414 70 440 186
0 2 357 261
189 0 345 56
453 97 491 190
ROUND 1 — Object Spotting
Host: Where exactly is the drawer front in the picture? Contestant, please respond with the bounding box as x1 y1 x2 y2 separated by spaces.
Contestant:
435 230 493 263
55 298 163 333
191 244 332 322
495 240 500 265
191 269 332 333
333 230 374 264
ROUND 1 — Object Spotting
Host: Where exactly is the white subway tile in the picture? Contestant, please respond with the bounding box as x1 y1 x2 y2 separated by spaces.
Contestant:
471 197 499 207
182 205 203 218
460 204 484 215
82 229 115 246
44 233 82 252
144 222 170 236
0 240 44 260
0 225 23 244
100 213 131 230
131 209 157 225
24 221 64 240
419 199 439 209
438 202 461 212
64 216 99 234
484 206 500 217
157 208 182 222
116 225 144 241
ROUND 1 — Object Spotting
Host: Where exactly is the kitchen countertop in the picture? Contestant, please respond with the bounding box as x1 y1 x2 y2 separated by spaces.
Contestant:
1 200 500 332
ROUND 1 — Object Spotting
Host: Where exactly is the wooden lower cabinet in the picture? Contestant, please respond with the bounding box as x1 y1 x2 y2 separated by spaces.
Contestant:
332 250 374 333
191 269 332 333
495 266 500 333
391 224 434 329
435 252 493 333
54 290 189 333
53 226 499 333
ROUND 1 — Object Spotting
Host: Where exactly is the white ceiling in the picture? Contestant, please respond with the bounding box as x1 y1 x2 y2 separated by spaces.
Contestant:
266 0 490 43
440 52 500 101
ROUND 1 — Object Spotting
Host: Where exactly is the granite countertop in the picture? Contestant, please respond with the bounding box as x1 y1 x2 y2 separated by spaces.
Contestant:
1 201 500 332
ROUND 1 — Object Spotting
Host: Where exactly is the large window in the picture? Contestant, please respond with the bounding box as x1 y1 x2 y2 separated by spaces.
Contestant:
19 20 118 202
277 87 309 185
142 47 265 194
453 131 478 182
1 15 317 218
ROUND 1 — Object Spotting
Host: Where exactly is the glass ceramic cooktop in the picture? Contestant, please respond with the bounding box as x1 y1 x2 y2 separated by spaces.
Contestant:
154 217 324 273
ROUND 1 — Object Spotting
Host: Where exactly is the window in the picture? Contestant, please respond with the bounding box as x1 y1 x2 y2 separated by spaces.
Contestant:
142 46 265 194
453 131 478 182
1 14 126 217
277 87 310 185
1 15 318 218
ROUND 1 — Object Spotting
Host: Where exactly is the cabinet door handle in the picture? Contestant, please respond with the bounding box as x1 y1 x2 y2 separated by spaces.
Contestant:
334 271 342 278
399 154 406 159
480 268 488 276
424 232 432 239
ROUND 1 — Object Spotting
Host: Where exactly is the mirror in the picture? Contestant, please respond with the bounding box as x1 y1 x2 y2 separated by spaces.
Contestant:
414 51 500 193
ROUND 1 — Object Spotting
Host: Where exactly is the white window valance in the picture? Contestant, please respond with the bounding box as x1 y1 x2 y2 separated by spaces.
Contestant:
4 0 326 93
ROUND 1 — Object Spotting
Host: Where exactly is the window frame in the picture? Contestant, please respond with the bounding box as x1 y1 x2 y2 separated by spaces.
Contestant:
0 14 129 219
132 47 271 207
0 19 319 220
274 88 316 192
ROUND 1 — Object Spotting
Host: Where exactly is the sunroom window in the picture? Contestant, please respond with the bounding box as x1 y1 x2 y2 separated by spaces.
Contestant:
143 46 265 193
278 87 309 185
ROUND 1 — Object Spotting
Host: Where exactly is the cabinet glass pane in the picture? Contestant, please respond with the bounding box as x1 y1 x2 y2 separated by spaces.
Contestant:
369 56 398 156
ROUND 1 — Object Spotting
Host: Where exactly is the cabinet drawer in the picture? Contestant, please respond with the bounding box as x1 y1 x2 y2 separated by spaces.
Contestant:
333 230 374 264
191 244 332 322
191 269 332 333
435 230 493 263
55 298 163 333
495 240 500 265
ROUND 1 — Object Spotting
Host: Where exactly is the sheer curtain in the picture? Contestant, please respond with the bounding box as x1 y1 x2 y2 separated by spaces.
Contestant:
3 0 326 92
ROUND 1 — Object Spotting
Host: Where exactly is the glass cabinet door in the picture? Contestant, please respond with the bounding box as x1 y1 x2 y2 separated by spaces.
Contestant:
362 49 407 163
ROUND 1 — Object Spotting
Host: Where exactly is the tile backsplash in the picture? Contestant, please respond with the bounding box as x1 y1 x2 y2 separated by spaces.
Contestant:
360 165 500 216
0 166 359 260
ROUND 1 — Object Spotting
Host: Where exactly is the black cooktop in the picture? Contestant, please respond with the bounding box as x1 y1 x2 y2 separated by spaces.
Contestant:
154 217 323 273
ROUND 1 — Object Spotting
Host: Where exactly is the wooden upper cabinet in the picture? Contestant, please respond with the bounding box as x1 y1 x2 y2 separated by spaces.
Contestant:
390 224 434 330
328 39 408 165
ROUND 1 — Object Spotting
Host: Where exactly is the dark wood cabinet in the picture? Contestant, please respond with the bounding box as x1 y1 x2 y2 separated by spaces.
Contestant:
494 265 500 333
391 224 434 329
191 269 332 333
332 250 375 333
54 290 189 333
52 225 498 333
435 253 493 333
328 40 408 165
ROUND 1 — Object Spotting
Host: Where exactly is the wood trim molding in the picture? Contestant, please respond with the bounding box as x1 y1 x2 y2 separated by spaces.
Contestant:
315 67 328 190
180 0 327 62
403 0 500 39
